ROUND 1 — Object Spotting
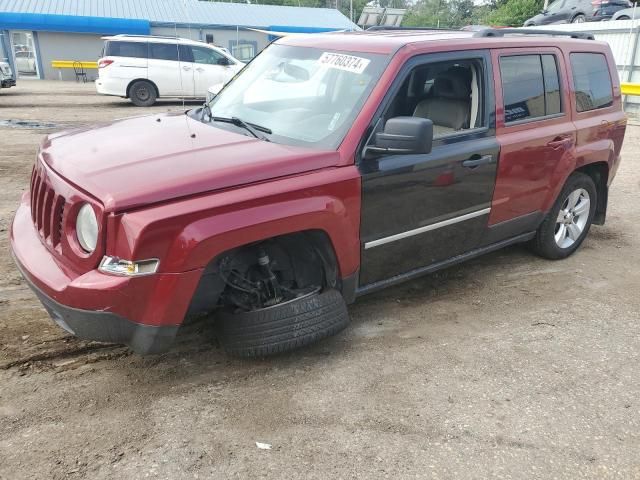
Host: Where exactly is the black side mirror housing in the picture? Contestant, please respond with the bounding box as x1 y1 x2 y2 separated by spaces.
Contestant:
367 116 433 157
217 57 231 66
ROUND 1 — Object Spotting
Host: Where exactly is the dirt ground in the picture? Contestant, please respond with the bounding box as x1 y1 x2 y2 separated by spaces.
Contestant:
1 81 639 479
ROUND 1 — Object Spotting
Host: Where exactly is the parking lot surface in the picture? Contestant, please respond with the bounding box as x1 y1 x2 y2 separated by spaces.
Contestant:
1 81 639 479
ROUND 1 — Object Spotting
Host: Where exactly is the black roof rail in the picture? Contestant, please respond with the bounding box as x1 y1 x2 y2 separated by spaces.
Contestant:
366 26 459 32
473 28 594 40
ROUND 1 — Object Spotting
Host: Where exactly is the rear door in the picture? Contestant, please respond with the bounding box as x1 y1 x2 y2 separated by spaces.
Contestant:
103 40 148 84
358 50 499 287
148 42 194 97
488 48 576 236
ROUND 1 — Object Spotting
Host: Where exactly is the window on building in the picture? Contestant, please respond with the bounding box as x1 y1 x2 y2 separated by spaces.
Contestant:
570 53 613 112
105 41 148 59
191 46 226 65
205 34 214 44
500 54 562 123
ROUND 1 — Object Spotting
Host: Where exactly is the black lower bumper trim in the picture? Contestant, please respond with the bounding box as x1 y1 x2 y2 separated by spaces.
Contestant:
1 79 16 88
14 259 179 354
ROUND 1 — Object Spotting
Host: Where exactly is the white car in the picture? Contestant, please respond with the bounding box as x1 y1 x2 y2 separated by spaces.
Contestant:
0 61 15 89
96 35 244 106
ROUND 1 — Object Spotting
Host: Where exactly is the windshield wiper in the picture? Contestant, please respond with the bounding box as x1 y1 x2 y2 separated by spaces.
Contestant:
211 115 271 141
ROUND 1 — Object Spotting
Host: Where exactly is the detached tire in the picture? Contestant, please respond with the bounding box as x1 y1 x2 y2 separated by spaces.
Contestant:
129 80 157 107
217 289 349 357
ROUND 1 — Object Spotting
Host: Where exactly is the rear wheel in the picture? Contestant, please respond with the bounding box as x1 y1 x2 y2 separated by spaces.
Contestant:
129 80 157 107
572 14 586 23
618 15 630 20
531 172 597 259
214 236 349 357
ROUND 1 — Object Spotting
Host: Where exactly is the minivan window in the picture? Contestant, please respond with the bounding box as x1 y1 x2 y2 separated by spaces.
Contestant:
150 43 179 62
105 41 148 59
570 53 613 112
500 54 562 123
192 46 226 65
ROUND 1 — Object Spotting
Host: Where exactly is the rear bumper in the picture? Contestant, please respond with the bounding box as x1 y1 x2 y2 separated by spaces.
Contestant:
14 256 178 354
95 77 126 97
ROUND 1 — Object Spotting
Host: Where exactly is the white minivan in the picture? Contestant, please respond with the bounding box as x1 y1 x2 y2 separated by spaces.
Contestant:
96 35 244 106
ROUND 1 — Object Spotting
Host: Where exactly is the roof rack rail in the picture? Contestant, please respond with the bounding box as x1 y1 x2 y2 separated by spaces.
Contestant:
112 34 181 40
366 26 459 32
473 28 594 40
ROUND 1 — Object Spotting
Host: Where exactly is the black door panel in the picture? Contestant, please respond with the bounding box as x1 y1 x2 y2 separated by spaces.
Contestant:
359 135 499 285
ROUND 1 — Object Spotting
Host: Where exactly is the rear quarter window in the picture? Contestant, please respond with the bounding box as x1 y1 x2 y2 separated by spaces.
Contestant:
105 41 148 59
570 53 613 112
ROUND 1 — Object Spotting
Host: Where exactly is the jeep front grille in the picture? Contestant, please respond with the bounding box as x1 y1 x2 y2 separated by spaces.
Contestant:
30 166 66 248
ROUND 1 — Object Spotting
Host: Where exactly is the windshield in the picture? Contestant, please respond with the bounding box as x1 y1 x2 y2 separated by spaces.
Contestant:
204 44 390 149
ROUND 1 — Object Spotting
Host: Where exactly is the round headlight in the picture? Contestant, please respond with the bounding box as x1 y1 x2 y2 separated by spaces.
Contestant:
76 203 98 253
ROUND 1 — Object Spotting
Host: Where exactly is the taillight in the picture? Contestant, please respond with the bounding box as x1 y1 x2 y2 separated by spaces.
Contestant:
98 59 114 68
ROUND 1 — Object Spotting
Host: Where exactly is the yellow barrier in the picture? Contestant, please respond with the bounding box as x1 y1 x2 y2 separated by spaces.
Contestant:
51 60 98 69
621 82 640 96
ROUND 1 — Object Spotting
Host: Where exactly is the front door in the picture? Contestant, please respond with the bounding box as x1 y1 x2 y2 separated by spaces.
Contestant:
190 45 230 97
359 51 499 286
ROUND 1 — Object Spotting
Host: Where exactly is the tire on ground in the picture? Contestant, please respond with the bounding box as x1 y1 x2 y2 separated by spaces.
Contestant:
530 171 597 260
129 80 157 107
217 289 350 357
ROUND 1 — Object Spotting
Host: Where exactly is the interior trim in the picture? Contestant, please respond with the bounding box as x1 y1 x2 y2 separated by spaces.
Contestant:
364 207 491 250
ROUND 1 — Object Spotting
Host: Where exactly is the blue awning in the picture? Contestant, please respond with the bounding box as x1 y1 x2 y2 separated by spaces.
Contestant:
0 13 150 35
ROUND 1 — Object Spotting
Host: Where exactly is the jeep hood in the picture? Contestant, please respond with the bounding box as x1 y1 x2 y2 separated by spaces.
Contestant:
40 112 340 212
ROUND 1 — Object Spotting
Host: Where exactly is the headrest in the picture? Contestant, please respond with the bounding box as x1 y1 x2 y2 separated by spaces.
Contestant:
432 67 471 100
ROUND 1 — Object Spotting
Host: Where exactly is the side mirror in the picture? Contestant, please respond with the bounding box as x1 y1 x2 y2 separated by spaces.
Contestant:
367 117 433 157
217 57 230 66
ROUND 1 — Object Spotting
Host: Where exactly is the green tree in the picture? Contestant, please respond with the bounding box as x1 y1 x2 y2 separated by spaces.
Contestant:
486 0 544 26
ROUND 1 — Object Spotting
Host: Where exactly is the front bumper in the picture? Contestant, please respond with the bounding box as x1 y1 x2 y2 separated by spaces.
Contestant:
10 194 203 354
1 78 16 88
14 257 179 354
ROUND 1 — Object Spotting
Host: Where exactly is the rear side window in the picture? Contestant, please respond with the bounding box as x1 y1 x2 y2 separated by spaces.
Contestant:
500 54 563 123
149 43 179 62
105 41 148 59
570 53 613 112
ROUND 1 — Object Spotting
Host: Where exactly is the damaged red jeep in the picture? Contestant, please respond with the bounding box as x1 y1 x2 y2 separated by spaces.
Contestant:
11 28 626 356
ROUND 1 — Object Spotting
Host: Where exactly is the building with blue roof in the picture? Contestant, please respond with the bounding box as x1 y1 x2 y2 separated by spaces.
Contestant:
0 0 356 80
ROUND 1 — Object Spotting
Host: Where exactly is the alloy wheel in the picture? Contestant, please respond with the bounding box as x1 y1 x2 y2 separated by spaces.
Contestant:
554 188 590 248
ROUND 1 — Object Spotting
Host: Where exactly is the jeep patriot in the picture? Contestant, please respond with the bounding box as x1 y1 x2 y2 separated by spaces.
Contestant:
11 28 626 356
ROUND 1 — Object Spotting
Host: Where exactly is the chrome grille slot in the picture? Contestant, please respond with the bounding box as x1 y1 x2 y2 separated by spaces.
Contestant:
29 166 66 248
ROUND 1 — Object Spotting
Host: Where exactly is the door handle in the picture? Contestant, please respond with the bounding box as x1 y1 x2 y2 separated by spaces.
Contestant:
546 135 571 149
182 66 191 71
196 67 205 72
462 155 494 168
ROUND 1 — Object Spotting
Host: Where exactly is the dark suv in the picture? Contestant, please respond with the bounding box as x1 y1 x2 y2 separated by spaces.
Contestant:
524 0 612 25
11 28 626 357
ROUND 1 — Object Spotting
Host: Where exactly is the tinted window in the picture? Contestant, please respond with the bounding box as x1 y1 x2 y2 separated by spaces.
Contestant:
542 55 561 116
500 54 563 123
149 43 179 62
500 55 544 122
105 41 148 59
570 53 613 112
192 46 226 65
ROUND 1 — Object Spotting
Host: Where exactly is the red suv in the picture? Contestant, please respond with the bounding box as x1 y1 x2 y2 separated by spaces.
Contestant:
11 28 626 356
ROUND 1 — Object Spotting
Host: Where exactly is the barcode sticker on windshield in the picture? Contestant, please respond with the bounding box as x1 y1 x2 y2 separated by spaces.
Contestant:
318 53 370 74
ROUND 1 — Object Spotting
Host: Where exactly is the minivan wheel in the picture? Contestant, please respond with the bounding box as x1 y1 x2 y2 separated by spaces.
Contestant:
129 80 157 107
531 172 597 260
217 289 350 358
572 14 586 23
